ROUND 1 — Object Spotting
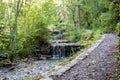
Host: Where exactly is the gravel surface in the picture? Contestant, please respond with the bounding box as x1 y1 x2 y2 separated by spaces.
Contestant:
53 34 117 80
0 60 58 80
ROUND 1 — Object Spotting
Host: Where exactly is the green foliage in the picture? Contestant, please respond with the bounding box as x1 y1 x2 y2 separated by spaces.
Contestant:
66 28 85 42
65 27 101 47
0 51 7 60
116 23 120 80
81 30 101 47
96 12 115 33
15 0 58 57
61 0 118 32
22 78 31 80
0 0 58 61
116 38 120 79
116 22 120 36
0 0 119 62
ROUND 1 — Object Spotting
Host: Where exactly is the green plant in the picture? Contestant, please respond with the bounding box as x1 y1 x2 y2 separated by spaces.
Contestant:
116 23 120 80
116 23 120 36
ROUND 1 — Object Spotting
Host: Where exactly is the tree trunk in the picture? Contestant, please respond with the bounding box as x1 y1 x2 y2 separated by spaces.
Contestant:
78 4 80 28
71 8 76 27
10 0 20 58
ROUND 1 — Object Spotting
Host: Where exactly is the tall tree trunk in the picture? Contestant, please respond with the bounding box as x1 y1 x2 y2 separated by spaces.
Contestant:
71 8 76 27
73 13 76 27
10 0 20 61
78 4 80 28
6 0 11 61
77 0 80 28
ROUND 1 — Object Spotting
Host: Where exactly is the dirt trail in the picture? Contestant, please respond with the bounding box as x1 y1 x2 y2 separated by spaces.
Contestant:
53 34 117 80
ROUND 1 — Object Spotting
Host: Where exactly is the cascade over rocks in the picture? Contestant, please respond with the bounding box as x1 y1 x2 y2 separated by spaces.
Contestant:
39 30 84 60
50 30 83 59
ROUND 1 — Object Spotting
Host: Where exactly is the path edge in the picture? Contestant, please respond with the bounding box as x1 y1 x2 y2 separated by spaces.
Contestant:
40 35 105 80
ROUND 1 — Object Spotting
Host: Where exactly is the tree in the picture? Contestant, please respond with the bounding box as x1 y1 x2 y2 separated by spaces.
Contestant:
10 0 21 55
77 0 80 28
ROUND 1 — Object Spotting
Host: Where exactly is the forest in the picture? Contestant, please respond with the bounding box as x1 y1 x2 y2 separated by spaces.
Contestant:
0 0 120 80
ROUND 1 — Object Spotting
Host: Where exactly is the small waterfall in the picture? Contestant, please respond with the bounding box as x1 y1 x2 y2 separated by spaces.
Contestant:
51 43 66 59
51 30 83 59
61 45 65 58
51 45 59 59
50 40 83 59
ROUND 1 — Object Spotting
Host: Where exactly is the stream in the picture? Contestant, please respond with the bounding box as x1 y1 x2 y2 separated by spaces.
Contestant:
0 30 82 80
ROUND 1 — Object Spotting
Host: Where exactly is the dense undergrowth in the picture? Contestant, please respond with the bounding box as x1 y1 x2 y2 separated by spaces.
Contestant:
0 0 58 64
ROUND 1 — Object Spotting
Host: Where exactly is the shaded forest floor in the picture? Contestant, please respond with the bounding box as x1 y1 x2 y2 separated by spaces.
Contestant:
53 34 117 80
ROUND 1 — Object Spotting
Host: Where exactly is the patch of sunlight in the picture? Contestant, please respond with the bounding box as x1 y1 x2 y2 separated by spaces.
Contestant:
48 24 56 31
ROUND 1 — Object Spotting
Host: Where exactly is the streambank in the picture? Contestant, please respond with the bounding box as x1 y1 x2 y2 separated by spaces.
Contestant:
0 60 59 80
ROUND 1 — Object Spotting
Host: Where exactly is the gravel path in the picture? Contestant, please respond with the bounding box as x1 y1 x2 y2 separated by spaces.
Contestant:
0 60 58 80
53 34 117 80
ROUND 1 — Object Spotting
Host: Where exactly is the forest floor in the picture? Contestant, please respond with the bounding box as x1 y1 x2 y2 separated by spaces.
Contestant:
53 34 117 80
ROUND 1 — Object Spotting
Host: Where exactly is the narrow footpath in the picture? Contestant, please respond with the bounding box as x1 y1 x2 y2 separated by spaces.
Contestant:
53 34 117 80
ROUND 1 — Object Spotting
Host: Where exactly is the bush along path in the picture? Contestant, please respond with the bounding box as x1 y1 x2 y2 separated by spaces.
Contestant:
51 34 117 80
